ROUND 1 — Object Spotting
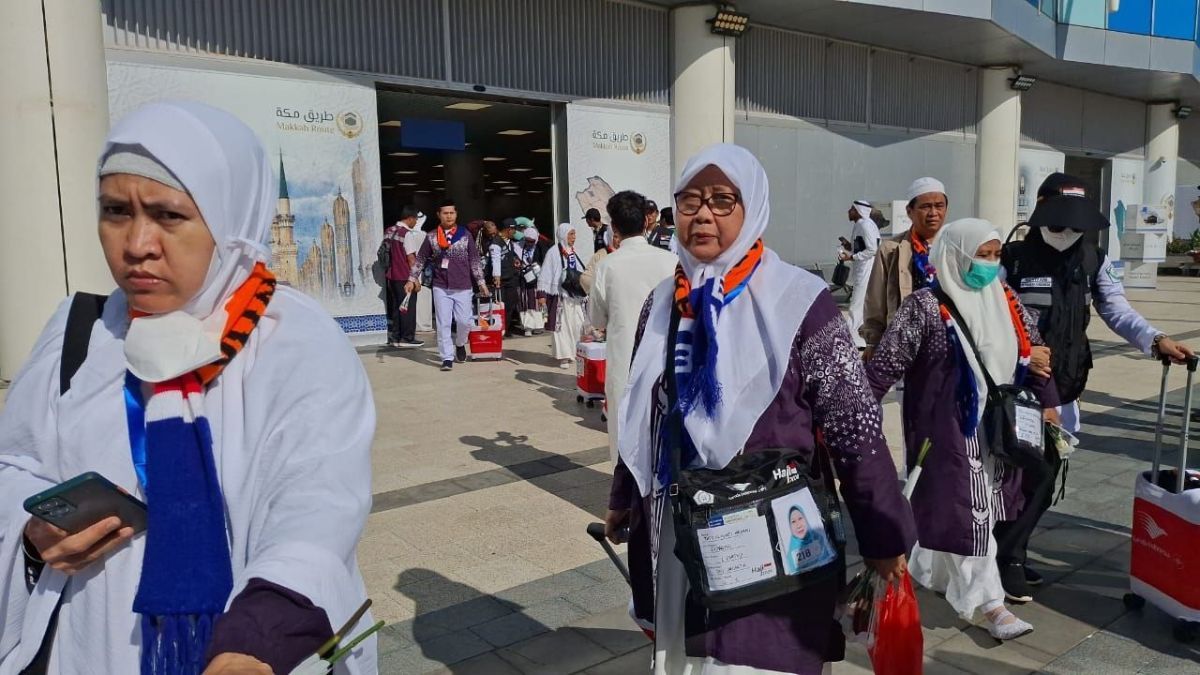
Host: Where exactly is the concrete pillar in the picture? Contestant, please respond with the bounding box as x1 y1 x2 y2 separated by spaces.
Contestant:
671 3 735 178
0 1 110 381
976 67 1022 234
1131 103 1181 289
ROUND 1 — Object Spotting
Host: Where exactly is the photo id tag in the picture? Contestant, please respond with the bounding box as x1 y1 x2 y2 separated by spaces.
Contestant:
441 257 450 270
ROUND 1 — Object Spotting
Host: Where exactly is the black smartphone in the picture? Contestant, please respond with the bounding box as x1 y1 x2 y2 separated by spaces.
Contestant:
23 472 147 535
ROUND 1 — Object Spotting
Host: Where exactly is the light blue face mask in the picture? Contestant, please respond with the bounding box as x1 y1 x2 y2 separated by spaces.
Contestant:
963 259 1001 289
513 231 525 241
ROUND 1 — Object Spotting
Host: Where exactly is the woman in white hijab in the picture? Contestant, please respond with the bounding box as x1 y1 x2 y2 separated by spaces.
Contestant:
865 218 1060 640
538 223 589 368
0 101 376 674
605 144 914 674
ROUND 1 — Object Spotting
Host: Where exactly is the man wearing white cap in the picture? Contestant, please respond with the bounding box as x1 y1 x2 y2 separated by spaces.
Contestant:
842 200 880 348
861 177 948 356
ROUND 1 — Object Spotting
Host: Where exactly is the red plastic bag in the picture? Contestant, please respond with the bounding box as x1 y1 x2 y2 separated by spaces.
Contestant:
867 572 924 675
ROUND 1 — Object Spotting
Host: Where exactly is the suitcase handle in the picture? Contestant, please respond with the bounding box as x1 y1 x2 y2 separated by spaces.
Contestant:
1152 355 1198 492
586 522 631 585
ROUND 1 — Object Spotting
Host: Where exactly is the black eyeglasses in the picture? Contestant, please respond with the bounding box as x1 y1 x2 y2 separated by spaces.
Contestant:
674 192 740 216
1046 226 1082 234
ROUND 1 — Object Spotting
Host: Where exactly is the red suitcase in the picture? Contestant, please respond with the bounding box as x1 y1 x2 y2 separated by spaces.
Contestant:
1124 356 1200 642
469 299 503 361
575 340 606 407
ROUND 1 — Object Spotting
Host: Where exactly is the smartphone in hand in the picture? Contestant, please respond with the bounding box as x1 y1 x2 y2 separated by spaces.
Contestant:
24 472 147 535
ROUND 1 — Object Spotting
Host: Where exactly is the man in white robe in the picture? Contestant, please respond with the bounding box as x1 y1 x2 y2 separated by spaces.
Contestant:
842 200 880 349
589 191 678 463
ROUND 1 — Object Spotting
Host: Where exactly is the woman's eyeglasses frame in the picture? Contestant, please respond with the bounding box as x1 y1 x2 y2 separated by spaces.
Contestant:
673 191 740 217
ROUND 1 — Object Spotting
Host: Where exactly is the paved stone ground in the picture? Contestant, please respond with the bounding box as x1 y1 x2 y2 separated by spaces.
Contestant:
4 278 1197 673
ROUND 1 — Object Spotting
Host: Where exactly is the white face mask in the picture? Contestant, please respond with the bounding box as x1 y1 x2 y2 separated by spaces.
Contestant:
1042 228 1083 252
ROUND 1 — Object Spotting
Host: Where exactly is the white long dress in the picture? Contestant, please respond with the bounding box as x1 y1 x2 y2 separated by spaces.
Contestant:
538 248 589 361
0 288 377 675
907 433 1005 622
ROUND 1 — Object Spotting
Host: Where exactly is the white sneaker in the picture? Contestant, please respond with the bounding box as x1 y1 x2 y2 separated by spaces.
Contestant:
559 360 573 370
984 607 1033 640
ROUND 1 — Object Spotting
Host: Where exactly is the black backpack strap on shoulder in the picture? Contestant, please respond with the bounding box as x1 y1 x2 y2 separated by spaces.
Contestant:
60 293 108 396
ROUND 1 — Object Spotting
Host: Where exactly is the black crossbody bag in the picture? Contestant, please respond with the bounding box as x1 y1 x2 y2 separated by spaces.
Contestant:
662 306 846 612
933 287 1045 469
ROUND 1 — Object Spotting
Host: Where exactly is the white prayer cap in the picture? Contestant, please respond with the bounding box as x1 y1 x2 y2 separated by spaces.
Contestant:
906 177 946 202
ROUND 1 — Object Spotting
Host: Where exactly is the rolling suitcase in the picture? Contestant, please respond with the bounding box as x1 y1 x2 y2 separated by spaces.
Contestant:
575 340 606 408
1123 355 1200 643
468 298 503 361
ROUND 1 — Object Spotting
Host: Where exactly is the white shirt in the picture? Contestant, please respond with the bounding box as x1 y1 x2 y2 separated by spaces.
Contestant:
0 288 376 675
588 236 678 460
850 217 880 267
1093 254 1160 353
402 225 424 256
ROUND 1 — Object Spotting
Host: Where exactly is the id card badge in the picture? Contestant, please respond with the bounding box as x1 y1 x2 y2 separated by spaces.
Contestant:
440 257 450 270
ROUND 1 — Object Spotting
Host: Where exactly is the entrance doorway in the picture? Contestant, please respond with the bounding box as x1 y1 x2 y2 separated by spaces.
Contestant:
375 89 554 234
1064 155 1112 250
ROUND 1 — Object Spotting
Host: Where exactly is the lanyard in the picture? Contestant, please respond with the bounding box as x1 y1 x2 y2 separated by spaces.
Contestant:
123 371 148 490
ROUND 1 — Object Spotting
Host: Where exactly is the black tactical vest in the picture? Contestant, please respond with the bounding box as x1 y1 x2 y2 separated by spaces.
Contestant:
1001 240 1101 404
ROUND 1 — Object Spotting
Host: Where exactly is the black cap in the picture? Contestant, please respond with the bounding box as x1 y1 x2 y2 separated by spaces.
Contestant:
584 208 602 221
660 207 674 226
499 217 516 230
645 200 659 213
1028 172 1111 232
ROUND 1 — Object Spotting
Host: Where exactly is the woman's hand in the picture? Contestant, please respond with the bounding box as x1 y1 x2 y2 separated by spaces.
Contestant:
1029 346 1051 379
604 509 630 545
24 516 134 576
202 653 272 675
1043 407 1061 426
864 554 907 585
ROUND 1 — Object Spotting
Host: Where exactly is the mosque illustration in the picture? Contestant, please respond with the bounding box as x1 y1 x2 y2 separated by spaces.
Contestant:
270 148 379 299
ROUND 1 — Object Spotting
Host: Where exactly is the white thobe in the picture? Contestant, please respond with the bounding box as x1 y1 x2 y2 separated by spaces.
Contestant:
588 237 678 463
847 216 880 348
0 288 377 675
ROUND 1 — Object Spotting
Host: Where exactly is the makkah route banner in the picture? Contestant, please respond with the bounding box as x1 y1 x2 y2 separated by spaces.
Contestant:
566 103 671 263
108 61 386 341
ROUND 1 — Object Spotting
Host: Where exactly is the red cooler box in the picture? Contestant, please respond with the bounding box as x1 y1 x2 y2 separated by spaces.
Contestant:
469 300 503 360
576 341 606 405
1124 356 1200 642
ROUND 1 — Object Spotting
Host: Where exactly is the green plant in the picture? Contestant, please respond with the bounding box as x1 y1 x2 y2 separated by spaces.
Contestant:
1167 229 1200 255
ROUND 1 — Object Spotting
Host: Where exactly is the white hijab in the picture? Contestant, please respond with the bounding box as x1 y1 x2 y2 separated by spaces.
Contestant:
103 101 274 383
618 144 823 497
930 218 1018 423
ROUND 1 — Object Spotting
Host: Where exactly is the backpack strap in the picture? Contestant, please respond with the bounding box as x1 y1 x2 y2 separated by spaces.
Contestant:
60 293 108 396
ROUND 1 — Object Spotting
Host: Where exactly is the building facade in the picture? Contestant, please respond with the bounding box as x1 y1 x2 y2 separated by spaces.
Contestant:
3 0 1200 377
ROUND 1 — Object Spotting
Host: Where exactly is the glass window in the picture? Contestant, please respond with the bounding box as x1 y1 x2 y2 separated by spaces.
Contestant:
1154 0 1198 39
1108 0 1153 34
1059 0 1107 28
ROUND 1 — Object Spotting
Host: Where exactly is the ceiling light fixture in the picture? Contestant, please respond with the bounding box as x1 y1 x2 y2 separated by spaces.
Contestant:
1009 73 1037 91
379 120 403 128
395 170 417 175
509 168 532 172
497 129 535 136
434 164 444 168
532 148 552 153
445 102 492 111
398 182 418 187
483 156 506 161
1175 104 1193 119
528 190 543 194
389 152 419 157
708 5 749 37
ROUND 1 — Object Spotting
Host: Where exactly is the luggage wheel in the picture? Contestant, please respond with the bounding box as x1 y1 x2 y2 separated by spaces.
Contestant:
601 413 608 423
1122 593 1145 610
576 395 584 404
586 400 595 408
1175 619 1200 643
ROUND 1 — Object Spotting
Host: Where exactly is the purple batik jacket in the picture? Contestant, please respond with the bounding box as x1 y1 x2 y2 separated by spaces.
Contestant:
864 287 1060 557
609 290 916 674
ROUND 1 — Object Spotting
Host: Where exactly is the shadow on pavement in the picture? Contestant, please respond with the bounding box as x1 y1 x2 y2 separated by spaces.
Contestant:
514 367 607 432
463 431 611 519
391 568 648 673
